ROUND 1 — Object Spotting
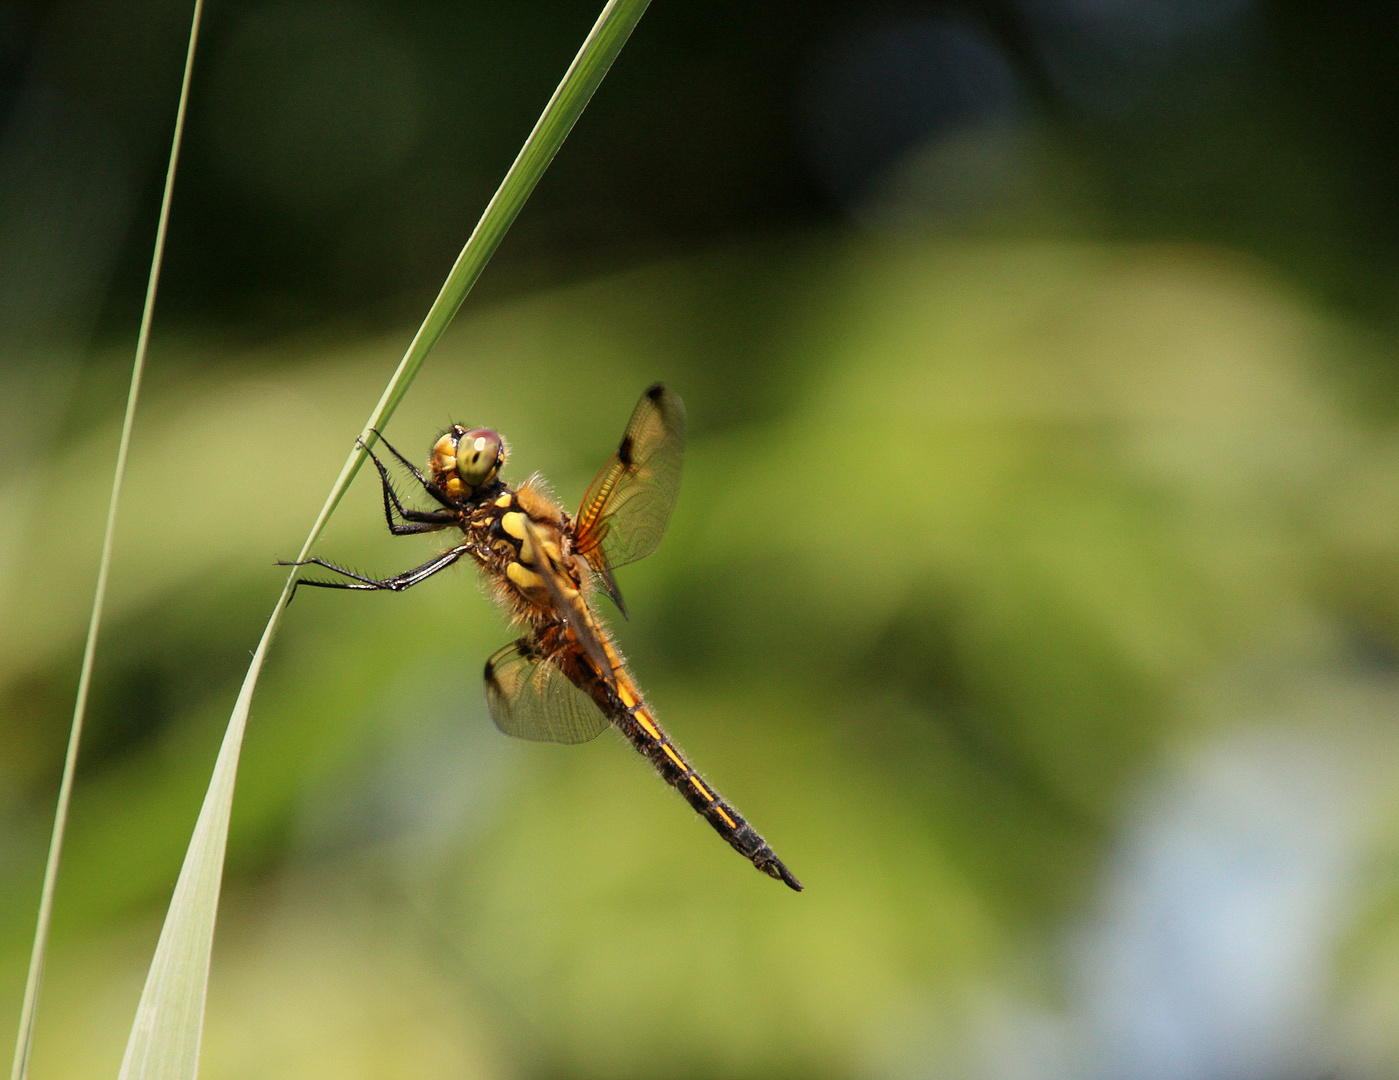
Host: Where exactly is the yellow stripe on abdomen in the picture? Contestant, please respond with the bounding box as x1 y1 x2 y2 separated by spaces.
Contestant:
605 675 747 840
632 706 660 739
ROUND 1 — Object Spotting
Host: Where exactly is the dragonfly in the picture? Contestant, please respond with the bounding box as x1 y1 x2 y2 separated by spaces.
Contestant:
286 385 801 890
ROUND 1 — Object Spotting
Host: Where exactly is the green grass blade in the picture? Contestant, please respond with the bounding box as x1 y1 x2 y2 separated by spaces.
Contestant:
7 4 206 1079
116 622 266 1079
116 1 654 1077
307 0 655 533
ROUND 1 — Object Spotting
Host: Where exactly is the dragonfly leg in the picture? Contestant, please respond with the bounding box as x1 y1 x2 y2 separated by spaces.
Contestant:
359 439 455 534
367 429 460 510
281 544 473 601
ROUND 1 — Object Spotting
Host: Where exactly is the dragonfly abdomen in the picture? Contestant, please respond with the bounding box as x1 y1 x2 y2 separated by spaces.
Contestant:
598 673 802 891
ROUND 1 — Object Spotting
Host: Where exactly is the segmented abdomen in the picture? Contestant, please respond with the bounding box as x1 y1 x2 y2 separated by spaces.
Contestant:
573 639 801 891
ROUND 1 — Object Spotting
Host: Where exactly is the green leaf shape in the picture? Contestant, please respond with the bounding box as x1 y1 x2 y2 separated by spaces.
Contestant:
115 1 654 1077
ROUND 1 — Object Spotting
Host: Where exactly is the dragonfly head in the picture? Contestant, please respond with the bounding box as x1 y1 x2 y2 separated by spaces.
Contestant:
430 425 507 501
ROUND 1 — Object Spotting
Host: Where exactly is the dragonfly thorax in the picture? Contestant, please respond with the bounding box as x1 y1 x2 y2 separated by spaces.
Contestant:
430 425 506 501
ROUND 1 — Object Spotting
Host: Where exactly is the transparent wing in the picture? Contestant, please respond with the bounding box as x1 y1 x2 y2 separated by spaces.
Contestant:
574 384 685 615
483 639 609 745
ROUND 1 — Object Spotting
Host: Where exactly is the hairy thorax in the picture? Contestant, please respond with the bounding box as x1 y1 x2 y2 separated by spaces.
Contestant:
461 476 587 629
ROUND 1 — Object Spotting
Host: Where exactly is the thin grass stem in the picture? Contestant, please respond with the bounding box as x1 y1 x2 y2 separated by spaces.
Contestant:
6 5 207 1080
115 1 654 1077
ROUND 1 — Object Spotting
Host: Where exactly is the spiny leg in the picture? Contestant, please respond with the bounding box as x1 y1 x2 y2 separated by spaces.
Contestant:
367 429 459 510
281 544 474 601
358 438 455 535
367 429 431 486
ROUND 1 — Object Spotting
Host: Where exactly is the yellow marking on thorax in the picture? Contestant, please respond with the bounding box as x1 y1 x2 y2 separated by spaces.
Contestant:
506 513 543 567
504 511 566 573
494 492 513 508
505 562 545 593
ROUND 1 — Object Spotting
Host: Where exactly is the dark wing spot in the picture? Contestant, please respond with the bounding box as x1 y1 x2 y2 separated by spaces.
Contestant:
617 434 635 467
645 383 665 401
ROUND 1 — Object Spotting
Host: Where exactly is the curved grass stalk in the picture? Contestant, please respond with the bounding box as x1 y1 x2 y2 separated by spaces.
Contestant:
7 4 207 1079
116 2 654 1077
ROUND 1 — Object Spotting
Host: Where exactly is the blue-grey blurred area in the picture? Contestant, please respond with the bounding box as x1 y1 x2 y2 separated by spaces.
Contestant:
4 1 1399 1078
802 15 1027 225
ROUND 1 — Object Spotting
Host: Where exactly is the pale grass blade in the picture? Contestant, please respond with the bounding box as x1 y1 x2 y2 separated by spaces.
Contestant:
115 0 654 1077
116 622 266 1079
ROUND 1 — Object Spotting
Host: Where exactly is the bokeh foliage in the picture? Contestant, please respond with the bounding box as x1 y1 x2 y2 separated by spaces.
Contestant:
6 233 1399 1077
7 0 1399 1076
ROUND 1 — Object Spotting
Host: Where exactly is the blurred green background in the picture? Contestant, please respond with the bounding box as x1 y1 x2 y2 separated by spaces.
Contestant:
5 0 1399 1077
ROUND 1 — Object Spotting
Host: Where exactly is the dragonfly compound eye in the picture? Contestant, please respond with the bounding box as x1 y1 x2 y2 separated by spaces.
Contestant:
455 428 504 488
